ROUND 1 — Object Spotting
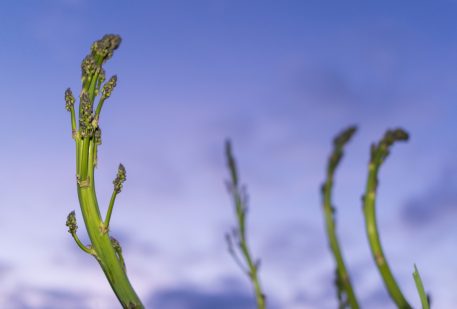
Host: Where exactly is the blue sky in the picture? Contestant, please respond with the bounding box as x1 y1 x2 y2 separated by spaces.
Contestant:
0 0 457 308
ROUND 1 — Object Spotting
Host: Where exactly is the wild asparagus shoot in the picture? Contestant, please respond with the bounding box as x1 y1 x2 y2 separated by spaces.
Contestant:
65 34 144 308
362 128 411 309
225 140 266 309
321 126 359 309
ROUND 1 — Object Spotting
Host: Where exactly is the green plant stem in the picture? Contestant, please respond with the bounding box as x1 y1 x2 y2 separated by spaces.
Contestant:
104 190 118 228
362 129 411 309
69 228 94 255
95 98 106 119
70 108 77 138
225 140 266 309
76 138 142 308
413 264 430 309
236 196 265 309
322 126 359 309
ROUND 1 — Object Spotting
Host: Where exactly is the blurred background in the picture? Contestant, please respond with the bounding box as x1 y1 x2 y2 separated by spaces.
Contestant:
0 0 456 308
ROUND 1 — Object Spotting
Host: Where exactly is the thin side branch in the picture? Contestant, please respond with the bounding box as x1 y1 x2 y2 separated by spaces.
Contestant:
104 164 126 231
66 211 96 255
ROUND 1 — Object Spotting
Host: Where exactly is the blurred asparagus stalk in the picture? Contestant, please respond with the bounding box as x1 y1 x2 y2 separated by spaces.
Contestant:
413 264 430 309
362 128 411 309
321 126 359 309
65 34 143 308
225 140 266 309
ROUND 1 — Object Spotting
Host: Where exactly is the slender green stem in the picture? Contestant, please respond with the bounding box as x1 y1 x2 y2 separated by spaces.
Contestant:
66 211 95 255
413 264 430 309
88 67 101 103
95 97 106 119
66 35 144 308
96 75 117 120
322 126 359 309
225 140 266 309
362 129 411 309
104 163 126 231
88 140 102 218
104 190 117 229
72 232 94 255
70 109 77 138
79 137 90 181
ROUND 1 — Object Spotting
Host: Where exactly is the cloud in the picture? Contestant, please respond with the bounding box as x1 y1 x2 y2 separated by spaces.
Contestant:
360 286 392 309
0 260 13 278
260 222 327 271
401 167 457 227
146 282 258 309
4 286 95 309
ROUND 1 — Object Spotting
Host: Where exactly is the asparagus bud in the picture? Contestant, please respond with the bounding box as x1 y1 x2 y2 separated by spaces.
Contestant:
66 211 78 234
113 164 127 193
65 88 75 111
102 75 117 100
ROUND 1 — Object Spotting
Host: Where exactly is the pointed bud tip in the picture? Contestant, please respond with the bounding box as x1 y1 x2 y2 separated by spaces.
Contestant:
333 125 357 148
113 163 127 193
91 34 122 61
64 88 75 111
66 211 78 234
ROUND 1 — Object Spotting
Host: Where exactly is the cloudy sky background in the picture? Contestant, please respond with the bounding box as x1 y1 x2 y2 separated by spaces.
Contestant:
0 0 456 308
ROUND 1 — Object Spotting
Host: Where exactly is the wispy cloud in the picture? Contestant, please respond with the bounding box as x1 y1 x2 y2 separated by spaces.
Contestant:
401 166 457 228
146 280 258 309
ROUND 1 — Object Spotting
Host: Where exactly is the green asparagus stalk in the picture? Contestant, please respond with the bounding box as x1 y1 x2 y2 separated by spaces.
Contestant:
321 126 359 309
224 140 266 309
413 264 430 309
65 34 144 308
362 128 411 309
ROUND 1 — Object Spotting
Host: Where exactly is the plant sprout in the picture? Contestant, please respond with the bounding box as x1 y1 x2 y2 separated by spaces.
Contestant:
65 34 143 308
321 126 359 309
362 128 411 309
224 140 266 309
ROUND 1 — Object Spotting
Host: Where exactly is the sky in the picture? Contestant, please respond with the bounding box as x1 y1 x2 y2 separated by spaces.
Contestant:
0 0 456 308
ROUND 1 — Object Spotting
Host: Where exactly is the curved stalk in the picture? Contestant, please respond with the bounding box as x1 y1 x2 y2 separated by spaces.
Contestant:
321 126 359 309
225 140 266 309
65 35 144 308
362 128 411 309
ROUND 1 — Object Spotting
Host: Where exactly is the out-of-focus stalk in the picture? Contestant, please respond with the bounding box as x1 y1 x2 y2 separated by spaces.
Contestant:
224 140 266 309
321 126 359 309
362 128 411 309
413 264 430 309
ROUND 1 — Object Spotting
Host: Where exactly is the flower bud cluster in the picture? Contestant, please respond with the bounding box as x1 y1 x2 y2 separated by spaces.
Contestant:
113 164 127 193
91 34 122 61
66 211 78 234
65 88 75 111
370 129 409 163
102 75 117 100
79 93 96 138
67 35 122 143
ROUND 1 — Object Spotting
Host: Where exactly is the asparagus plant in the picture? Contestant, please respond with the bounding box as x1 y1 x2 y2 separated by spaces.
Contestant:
225 140 266 309
362 128 411 309
65 34 144 308
321 126 359 309
413 264 430 309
